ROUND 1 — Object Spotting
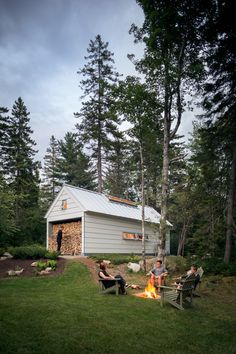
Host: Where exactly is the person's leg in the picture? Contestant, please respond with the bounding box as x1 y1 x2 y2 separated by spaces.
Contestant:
57 240 61 252
115 275 126 293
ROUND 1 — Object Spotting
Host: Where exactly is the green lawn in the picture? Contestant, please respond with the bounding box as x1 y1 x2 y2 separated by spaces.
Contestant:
0 261 235 354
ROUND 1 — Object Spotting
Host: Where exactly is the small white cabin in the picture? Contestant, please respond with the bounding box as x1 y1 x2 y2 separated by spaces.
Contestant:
45 185 171 255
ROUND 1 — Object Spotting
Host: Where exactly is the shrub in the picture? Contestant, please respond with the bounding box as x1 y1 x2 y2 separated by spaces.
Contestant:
47 260 57 270
166 256 188 273
35 260 57 271
9 245 46 259
186 256 236 276
36 261 47 271
45 251 59 260
0 248 5 257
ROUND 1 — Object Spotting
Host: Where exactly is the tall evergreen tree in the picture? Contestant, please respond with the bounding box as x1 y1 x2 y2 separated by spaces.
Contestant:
4 97 40 244
104 135 131 197
0 106 10 174
59 132 95 189
0 174 17 247
41 135 62 205
74 34 121 192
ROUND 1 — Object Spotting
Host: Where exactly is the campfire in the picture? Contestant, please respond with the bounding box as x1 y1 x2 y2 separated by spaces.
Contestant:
135 279 160 299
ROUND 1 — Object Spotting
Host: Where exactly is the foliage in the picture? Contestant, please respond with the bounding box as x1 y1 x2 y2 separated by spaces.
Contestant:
0 248 5 256
35 261 47 271
35 260 57 271
45 250 59 260
58 132 95 189
9 244 46 259
46 259 57 270
165 256 188 274
41 135 62 208
74 34 121 192
187 256 236 276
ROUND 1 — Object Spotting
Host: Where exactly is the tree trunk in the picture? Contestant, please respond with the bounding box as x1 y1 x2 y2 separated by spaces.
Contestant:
97 130 102 193
224 144 236 263
159 74 170 260
140 143 146 271
97 49 103 193
177 217 190 256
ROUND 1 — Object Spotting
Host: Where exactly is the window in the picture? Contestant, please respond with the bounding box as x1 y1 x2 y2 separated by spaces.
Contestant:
122 232 148 240
61 199 68 210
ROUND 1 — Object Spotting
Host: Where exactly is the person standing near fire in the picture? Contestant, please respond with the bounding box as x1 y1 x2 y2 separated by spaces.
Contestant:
147 260 168 288
56 226 63 252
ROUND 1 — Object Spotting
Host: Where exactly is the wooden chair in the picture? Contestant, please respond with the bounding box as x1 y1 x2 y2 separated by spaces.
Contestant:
159 274 196 310
194 267 204 295
98 278 122 296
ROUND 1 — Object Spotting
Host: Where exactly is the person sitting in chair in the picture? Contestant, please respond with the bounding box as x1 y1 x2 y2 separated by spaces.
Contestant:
147 260 168 289
175 264 200 290
98 262 127 294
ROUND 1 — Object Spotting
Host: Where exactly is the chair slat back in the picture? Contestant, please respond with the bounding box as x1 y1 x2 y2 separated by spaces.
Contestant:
197 267 204 279
181 274 196 291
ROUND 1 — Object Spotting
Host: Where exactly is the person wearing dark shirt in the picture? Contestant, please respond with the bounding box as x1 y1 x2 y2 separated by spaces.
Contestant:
98 262 127 294
56 227 63 252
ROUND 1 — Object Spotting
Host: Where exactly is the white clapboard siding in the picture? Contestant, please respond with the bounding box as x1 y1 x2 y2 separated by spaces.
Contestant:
47 189 83 222
84 212 161 254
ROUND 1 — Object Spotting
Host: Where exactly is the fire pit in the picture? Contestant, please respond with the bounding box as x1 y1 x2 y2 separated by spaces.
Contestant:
134 279 160 300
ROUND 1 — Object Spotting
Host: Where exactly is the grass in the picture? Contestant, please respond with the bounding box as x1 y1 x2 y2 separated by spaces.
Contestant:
0 261 236 354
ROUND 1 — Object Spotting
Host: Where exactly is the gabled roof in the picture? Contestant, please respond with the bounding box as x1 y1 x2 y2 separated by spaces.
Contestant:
50 184 171 226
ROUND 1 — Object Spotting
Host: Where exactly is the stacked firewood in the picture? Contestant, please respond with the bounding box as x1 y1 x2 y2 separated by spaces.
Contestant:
48 221 82 255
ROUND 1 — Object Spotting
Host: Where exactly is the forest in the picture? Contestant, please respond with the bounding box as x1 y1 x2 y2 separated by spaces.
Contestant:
0 0 235 263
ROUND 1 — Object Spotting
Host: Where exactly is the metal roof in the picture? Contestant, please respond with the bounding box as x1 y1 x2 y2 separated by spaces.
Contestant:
65 185 170 225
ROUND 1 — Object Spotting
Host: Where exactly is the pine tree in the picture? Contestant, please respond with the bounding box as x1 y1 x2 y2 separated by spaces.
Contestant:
0 106 10 174
41 135 62 206
59 132 95 189
74 34 121 192
104 135 131 197
4 97 40 244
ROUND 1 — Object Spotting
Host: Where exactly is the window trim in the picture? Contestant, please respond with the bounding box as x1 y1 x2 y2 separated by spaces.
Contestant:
122 232 149 241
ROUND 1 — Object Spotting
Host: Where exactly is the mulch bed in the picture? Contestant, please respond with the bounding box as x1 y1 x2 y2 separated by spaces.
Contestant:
0 258 67 279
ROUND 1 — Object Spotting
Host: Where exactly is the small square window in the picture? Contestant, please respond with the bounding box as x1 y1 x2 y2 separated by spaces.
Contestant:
61 199 68 210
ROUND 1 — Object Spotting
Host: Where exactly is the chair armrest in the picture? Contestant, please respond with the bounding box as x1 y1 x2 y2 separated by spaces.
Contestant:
159 285 177 291
98 278 121 282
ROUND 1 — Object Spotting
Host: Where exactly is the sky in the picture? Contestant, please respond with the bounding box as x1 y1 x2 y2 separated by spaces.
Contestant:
0 0 195 162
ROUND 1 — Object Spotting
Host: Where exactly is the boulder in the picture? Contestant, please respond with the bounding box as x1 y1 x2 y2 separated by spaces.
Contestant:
15 269 24 276
31 262 38 267
3 252 13 259
45 267 52 272
0 256 8 261
102 260 111 265
127 262 141 273
7 268 24 276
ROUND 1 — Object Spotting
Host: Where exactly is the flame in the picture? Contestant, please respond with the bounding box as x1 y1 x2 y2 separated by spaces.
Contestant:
144 279 159 299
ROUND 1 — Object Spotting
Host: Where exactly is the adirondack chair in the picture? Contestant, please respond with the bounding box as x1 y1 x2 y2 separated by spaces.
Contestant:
98 278 122 296
194 267 204 295
159 274 196 310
